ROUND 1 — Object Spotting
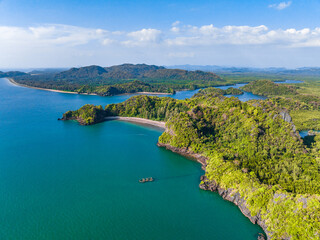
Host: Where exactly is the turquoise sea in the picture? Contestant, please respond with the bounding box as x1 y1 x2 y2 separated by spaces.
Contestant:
0 78 266 240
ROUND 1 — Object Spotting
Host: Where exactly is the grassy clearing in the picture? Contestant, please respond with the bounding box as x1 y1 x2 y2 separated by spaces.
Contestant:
291 110 320 131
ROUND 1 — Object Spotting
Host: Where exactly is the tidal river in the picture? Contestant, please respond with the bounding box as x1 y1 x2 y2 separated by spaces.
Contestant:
0 78 265 240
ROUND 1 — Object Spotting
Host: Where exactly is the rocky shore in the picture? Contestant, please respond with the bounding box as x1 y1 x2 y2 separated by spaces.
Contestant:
157 142 268 240
199 175 269 240
157 143 207 169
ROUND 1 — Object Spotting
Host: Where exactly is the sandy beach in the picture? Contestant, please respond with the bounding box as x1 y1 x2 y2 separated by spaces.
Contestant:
6 78 173 96
136 92 172 95
7 78 91 95
105 116 166 129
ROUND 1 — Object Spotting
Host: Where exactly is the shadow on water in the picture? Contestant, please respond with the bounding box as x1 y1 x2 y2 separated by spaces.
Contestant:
155 172 201 181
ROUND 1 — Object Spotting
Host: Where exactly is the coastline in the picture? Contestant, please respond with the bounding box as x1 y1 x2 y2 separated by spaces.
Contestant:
105 116 166 129
6 78 173 96
6 78 91 95
157 142 207 168
157 142 269 240
136 91 172 95
60 112 267 238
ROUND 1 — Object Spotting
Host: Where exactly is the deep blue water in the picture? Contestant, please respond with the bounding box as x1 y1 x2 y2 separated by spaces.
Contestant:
214 79 303 102
276 80 304 84
0 78 264 240
215 83 267 102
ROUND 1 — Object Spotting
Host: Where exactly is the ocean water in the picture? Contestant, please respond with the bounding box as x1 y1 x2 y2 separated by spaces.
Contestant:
0 78 264 240
215 83 267 102
214 80 303 102
276 80 304 84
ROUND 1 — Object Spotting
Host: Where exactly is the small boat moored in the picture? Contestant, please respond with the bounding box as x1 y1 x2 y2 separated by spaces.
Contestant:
139 177 154 183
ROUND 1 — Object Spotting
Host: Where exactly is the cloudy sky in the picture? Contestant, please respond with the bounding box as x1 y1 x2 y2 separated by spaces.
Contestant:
0 0 320 68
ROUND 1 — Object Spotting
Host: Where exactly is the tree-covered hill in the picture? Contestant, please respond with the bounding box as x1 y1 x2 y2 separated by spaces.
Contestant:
61 89 320 239
10 64 225 96
241 80 298 97
241 80 320 131
0 71 27 78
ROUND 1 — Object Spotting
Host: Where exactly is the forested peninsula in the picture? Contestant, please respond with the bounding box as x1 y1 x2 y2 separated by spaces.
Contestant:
61 86 320 239
7 64 225 96
241 80 320 131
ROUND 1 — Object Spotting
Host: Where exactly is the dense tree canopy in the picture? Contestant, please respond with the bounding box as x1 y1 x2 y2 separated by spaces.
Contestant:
11 64 225 96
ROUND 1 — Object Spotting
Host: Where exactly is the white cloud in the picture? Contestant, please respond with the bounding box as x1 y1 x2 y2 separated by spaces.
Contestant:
170 27 180 33
4 23 319 50
129 28 161 42
165 24 320 47
172 21 180 27
0 24 108 47
269 1 292 10
102 38 114 45
124 28 162 46
1 23 320 68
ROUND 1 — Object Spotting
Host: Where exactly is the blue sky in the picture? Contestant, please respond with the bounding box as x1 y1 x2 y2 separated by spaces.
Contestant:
0 0 320 68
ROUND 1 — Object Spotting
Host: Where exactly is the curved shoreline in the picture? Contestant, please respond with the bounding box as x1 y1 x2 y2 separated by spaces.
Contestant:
157 142 268 239
68 113 266 238
6 78 173 96
104 116 270 238
105 116 166 129
11 73 268 237
7 78 89 95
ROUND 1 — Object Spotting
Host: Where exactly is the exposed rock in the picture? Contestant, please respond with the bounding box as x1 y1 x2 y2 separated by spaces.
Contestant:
258 233 266 240
274 110 297 134
158 142 270 239
280 111 292 123
298 197 308 209
199 174 272 239
308 130 318 136
199 176 218 191
157 142 207 169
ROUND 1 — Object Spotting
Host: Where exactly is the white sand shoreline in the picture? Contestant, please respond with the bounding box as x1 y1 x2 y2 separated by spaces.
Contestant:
6 78 94 95
105 116 166 129
6 78 173 96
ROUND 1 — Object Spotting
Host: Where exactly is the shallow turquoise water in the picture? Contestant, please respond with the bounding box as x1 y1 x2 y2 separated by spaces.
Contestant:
300 130 320 138
0 78 263 239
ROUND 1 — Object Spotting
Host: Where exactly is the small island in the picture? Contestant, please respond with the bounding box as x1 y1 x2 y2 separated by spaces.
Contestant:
241 80 320 131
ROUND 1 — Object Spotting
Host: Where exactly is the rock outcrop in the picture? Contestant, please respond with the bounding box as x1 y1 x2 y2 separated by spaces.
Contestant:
157 142 270 240
199 175 270 240
156 142 207 169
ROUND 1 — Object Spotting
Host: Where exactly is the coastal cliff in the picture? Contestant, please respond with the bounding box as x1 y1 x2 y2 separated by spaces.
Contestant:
199 175 270 240
157 142 268 240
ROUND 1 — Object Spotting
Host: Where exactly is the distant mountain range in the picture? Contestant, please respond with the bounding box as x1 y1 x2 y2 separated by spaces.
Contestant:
0 71 27 78
3 64 225 96
2 64 320 76
54 64 223 82
2 63 320 96
167 65 320 75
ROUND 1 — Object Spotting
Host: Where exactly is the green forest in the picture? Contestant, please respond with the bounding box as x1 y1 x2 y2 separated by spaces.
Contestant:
62 87 320 239
241 80 320 130
9 64 226 96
